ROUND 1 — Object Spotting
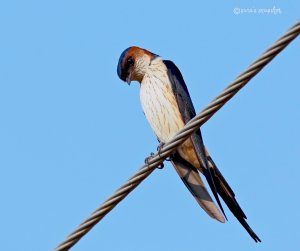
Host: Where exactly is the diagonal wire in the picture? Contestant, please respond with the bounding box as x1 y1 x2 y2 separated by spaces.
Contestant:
55 20 300 251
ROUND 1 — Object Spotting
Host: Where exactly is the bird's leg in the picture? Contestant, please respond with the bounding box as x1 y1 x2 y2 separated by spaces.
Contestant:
144 152 164 169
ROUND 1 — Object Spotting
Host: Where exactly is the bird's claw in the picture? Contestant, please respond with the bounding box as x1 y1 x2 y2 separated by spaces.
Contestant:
144 152 155 165
157 142 174 162
157 162 164 169
166 155 174 161
157 142 165 152
144 152 164 169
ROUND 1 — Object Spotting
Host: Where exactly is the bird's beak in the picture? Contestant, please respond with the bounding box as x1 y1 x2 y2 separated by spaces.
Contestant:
126 72 132 85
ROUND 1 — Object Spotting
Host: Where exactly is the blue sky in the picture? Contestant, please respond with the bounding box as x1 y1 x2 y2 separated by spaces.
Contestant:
0 1 299 250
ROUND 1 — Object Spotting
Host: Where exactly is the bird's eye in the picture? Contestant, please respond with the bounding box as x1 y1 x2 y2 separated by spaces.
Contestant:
127 57 134 66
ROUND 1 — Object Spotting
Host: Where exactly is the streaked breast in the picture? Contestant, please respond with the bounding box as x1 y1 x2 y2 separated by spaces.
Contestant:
140 59 184 143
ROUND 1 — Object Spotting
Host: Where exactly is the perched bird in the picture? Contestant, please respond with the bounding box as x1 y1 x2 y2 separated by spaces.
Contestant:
117 46 261 242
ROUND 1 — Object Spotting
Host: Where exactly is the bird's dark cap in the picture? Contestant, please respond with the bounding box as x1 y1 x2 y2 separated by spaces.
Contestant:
117 47 131 81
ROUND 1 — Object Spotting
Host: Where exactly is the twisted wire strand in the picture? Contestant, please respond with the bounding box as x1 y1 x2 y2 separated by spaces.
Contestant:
55 21 300 251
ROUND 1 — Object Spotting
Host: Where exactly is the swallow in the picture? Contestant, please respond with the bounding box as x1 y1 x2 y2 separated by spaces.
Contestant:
117 46 261 242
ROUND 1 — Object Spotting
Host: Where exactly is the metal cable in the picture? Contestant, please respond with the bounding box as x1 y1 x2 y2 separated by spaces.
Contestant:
55 21 300 251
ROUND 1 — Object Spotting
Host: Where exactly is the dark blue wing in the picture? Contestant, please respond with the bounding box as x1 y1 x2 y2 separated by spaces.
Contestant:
163 60 261 242
163 59 227 218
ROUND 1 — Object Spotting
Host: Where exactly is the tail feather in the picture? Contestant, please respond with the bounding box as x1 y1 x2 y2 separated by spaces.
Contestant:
171 154 225 223
206 152 261 242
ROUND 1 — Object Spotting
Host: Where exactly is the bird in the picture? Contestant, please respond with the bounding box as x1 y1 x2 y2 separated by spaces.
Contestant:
117 46 261 242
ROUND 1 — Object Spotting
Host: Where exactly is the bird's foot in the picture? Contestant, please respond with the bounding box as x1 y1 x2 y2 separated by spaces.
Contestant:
144 152 164 169
157 162 164 169
144 152 155 165
166 155 174 161
157 142 174 162
157 142 165 152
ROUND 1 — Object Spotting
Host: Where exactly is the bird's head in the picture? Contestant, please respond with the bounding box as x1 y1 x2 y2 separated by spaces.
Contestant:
117 46 157 84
